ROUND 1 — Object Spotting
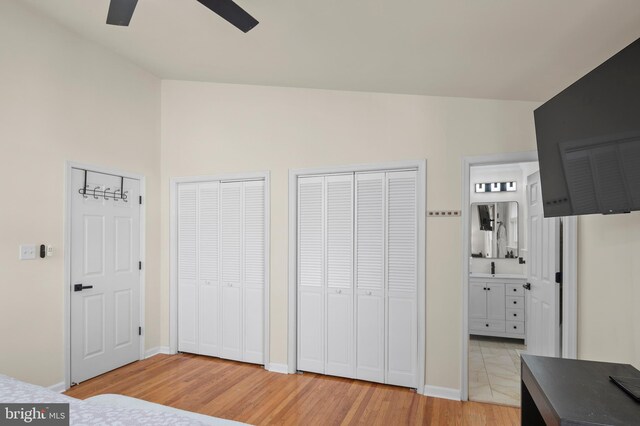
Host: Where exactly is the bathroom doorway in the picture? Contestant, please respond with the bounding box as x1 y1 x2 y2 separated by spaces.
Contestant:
461 151 578 407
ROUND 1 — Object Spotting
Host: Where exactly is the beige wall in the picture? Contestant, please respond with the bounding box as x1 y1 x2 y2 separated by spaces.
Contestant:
160 80 541 389
0 0 161 386
578 214 640 368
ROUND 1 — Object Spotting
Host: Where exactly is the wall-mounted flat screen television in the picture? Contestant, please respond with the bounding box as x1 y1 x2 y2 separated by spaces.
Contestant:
534 37 640 218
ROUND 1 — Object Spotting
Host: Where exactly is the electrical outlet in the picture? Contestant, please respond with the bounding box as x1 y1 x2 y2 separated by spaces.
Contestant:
19 244 36 260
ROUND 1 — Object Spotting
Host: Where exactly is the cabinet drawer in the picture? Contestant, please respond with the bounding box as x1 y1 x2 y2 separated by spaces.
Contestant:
506 296 524 309
506 320 525 335
506 284 524 296
470 319 505 333
506 308 524 321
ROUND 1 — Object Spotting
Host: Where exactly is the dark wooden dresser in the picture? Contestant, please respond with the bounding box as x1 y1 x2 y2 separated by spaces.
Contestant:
521 354 640 425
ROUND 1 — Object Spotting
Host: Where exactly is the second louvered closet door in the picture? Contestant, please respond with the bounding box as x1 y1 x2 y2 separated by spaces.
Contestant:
296 169 418 388
177 178 265 366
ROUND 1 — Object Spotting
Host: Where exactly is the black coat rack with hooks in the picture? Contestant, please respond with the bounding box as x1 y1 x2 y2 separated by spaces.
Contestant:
77 169 128 202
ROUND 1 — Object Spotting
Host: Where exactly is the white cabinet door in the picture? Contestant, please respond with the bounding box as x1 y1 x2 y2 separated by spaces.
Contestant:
297 176 325 373
178 183 199 354
325 174 354 378
355 172 385 383
486 283 506 320
469 282 487 320
242 180 265 364
386 171 418 387
221 182 243 361
198 182 219 357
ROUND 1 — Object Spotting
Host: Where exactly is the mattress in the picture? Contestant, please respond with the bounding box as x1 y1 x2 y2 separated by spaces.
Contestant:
0 374 247 425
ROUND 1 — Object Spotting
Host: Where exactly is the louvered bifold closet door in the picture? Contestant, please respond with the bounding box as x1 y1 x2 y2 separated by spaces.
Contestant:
242 180 265 364
221 181 243 361
325 174 354 378
178 184 198 353
198 182 220 357
386 170 418 387
297 176 325 373
355 172 386 383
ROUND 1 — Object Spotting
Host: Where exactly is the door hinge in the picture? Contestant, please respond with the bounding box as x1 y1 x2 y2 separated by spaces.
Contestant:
139 326 142 336
139 261 142 270
555 272 563 284
139 195 142 205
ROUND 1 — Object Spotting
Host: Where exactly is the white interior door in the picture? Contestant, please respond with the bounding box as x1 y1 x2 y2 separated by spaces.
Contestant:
297 176 325 373
221 181 243 361
325 174 354 378
355 172 386 384
71 168 140 384
198 182 220 357
385 171 418 387
242 180 265 364
526 171 561 357
177 178 265 365
178 183 198 354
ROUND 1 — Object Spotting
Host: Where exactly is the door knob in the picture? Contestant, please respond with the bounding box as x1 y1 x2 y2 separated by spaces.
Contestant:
74 284 93 292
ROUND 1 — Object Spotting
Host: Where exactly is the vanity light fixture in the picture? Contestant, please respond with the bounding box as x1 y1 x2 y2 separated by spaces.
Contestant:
475 181 517 193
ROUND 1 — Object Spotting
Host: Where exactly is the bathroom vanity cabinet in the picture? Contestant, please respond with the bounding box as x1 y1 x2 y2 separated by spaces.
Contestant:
469 276 526 340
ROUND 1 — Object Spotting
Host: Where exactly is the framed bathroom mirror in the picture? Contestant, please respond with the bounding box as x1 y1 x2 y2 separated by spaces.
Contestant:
470 202 519 259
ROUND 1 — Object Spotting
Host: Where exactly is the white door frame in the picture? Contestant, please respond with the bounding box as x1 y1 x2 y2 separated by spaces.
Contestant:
169 171 271 367
460 151 578 401
64 161 146 390
287 160 427 391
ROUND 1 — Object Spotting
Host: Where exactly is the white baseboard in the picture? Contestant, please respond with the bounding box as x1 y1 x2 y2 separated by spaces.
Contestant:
48 382 66 393
421 385 461 401
266 363 289 374
145 346 172 359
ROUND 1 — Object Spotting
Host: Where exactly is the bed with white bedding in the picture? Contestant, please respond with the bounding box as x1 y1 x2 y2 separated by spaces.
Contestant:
0 374 247 425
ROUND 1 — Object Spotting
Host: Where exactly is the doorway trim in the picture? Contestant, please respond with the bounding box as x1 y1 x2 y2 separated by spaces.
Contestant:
287 159 426 391
64 161 146 390
460 151 578 401
169 171 271 368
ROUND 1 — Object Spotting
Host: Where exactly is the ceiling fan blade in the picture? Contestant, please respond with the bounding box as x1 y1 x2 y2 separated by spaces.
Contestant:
106 0 138 26
196 0 259 33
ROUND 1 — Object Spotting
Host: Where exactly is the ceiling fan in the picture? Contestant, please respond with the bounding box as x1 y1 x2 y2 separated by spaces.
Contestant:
106 0 259 32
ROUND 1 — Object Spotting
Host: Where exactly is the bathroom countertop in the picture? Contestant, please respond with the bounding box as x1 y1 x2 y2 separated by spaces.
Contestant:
469 273 527 279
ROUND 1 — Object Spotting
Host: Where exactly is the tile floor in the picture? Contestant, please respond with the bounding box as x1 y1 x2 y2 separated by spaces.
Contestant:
468 335 525 407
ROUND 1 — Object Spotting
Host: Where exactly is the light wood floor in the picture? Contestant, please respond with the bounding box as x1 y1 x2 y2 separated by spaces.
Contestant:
65 354 520 425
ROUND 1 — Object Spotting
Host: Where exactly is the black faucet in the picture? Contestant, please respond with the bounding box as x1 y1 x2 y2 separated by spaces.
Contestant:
491 261 495 275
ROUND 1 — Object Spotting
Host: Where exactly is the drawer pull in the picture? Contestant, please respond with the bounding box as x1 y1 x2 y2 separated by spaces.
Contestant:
513 301 517 304
513 313 517 317
487 287 491 291
513 326 517 329
513 288 517 292
485 324 489 327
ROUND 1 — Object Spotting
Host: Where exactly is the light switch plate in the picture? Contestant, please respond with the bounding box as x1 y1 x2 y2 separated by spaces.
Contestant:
19 244 37 260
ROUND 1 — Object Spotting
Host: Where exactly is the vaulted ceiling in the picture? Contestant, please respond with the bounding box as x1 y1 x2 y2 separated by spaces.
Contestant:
21 0 640 101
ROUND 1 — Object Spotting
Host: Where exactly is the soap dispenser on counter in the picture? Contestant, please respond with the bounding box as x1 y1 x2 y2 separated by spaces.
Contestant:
490 261 496 275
